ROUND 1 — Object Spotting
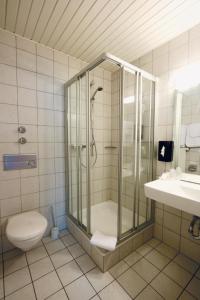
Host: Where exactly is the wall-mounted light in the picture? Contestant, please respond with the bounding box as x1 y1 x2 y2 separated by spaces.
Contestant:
171 62 200 92
124 96 135 104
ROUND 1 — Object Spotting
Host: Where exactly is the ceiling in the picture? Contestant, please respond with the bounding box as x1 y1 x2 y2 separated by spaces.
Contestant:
1 0 200 64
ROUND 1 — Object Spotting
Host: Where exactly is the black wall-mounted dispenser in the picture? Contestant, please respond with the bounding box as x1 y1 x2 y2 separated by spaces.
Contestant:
158 141 174 162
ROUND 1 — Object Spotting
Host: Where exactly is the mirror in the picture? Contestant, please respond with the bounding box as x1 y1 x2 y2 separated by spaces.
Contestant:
173 86 200 175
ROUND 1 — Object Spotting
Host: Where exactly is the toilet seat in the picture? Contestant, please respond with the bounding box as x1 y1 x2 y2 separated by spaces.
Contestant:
6 211 47 241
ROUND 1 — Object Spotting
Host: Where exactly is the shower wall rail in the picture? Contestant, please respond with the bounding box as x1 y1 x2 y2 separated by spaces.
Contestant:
65 52 157 243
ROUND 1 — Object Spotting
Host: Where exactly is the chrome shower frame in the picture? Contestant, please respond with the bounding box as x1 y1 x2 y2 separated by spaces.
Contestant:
65 52 157 243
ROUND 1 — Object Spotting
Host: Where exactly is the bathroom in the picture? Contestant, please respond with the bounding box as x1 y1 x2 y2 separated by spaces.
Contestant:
0 0 200 299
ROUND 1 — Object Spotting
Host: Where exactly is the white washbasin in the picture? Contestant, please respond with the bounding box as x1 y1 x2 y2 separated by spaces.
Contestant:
144 178 200 217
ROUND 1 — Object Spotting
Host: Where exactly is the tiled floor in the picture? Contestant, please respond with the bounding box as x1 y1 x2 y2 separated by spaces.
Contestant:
0 231 200 299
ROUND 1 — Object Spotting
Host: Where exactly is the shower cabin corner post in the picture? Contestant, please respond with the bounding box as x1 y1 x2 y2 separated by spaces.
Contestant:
86 71 91 235
117 67 124 240
65 86 70 218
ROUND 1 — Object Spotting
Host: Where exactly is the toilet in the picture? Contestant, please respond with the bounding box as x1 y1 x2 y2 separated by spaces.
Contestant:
6 211 48 251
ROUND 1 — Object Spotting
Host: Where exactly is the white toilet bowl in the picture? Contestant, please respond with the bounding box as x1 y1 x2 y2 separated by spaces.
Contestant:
6 211 48 251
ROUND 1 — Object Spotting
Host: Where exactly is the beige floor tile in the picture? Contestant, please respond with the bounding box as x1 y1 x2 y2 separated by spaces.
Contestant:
117 268 147 298
34 270 62 300
26 246 47 264
61 234 76 247
57 260 83 286
109 260 129 279
5 283 36 300
65 275 96 300
151 272 182 299
51 248 73 269
136 244 153 256
29 256 54 280
68 243 85 258
124 251 142 266
179 291 196 300
4 266 31 296
4 254 27 276
86 267 114 293
173 254 199 274
59 229 69 238
3 249 23 261
0 278 4 299
42 236 52 245
135 285 163 300
186 277 200 299
91 296 100 300
99 281 131 300
145 249 170 270
45 239 65 255
132 258 160 283
147 238 161 248
163 261 192 287
76 254 96 273
155 243 177 259
47 289 68 299
196 268 200 279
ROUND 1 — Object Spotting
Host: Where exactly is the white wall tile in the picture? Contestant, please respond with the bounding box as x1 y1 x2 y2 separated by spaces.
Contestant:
37 56 53 76
54 50 68 64
21 192 39 211
54 62 67 80
17 49 36 72
54 111 64 126
21 176 39 195
0 43 16 66
18 106 37 125
54 95 64 111
39 158 54 175
39 143 55 158
16 36 36 54
0 179 20 200
37 44 53 60
0 124 17 142
37 91 53 109
54 78 64 95
37 74 53 93
38 109 54 126
0 64 16 85
0 83 17 105
39 174 55 191
17 69 36 89
18 88 37 107
0 104 18 123
38 126 54 142
1 197 21 217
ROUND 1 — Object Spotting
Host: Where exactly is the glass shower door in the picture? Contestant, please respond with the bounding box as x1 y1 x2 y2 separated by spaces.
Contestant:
66 74 88 231
136 75 155 226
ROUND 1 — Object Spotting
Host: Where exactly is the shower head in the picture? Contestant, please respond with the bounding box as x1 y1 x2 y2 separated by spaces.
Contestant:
90 86 103 101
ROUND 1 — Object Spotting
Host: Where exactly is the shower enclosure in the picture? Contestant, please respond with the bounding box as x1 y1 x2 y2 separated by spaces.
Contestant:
65 53 156 244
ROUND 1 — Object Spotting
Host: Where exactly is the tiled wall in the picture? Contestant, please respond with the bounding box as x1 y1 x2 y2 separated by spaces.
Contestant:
134 23 200 262
0 28 86 253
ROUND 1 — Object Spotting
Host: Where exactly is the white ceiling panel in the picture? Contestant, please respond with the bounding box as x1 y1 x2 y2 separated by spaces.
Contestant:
1 0 200 64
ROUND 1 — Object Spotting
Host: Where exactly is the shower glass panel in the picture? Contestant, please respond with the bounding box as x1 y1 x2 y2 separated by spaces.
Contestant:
67 81 78 220
136 76 155 227
65 53 156 243
67 74 88 231
121 68 137 235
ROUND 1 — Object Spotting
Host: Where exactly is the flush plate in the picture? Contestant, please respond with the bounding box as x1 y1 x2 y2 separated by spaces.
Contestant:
3 154 37 170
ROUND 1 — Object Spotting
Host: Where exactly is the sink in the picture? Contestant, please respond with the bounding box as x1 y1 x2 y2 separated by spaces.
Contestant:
144 178 200 217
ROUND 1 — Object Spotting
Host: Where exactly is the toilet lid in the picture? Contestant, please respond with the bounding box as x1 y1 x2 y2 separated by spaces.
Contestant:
6 211 48 241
